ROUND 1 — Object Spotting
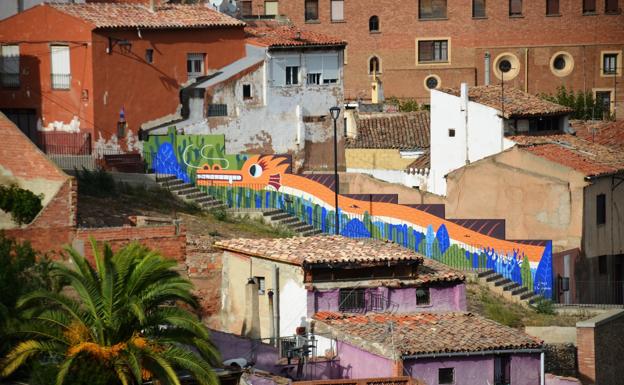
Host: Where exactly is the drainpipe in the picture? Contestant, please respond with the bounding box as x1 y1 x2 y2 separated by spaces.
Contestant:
273 265 280 347
524 48 529 93
268 290 276 346
460 83 469 165
540 351 545 385
484 52 491 86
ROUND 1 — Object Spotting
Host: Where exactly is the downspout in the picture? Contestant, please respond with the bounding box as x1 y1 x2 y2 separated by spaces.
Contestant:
460 83 469 165
524 48 529 93
273 265 280 347
540 351 545 385
484 52 491 86
268 290 276 346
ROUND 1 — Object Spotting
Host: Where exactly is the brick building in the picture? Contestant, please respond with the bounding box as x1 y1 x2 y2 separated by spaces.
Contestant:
241 0 624 119
0 2 246 153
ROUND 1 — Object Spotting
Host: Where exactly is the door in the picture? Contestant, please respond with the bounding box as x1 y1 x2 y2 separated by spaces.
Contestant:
494 356 511 385
1 108 38 144
595 91 612 119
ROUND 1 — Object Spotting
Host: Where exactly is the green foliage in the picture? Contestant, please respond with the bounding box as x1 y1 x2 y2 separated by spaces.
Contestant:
0 184 43 225
386 96 421 112
75 167 116 197
530 297 555 315
0 241 220 385
210 206 228 221
540 86 607 120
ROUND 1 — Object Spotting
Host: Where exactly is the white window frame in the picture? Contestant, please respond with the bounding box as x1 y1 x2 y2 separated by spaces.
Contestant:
50 44 71 90
187 53 205 80
305 53 340 86
331 0 344 21
272 55 302 87
264 0 278 16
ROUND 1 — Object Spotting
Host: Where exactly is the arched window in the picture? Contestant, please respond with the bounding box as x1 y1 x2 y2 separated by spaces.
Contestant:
369 15 379 32
369 56 380 74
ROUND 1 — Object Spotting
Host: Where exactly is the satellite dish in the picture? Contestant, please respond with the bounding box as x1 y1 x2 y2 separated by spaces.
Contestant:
226 0 237 14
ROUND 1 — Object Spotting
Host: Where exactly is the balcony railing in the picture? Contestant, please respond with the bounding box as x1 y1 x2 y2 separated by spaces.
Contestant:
1 73 20 88
51 73 71 90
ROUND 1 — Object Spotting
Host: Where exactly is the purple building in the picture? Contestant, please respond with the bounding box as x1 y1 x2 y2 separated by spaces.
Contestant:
313 312 544 385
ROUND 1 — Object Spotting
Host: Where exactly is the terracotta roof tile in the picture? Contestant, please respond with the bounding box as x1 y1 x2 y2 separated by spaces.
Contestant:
313 312 542 358
245 20 346 48
440 85 572 119
510 134 624 177
405 150 430 170
49 3 244 29
572 119 624 150
346 111 430 150
214 235 424 266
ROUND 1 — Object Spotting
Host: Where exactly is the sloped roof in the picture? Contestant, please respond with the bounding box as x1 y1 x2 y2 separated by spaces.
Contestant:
405 150 430 170
573 119 624 150
440 85 572 119
48 2 244 29
245 20 346 48
346 111 430 150
314 312 542 359
214 235 424 266
510 134 624 178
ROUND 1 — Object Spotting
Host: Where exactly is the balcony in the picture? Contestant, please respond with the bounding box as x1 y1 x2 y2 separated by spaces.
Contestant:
1 73 20 88
51 73 71 90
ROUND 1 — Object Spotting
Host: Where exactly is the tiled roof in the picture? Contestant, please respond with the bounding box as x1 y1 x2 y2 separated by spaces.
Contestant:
214 235 424 266
245 20 346 48
573 119 624 150
405 150 430 170
416 258 465 284
313 312 542 358
440 86 572 119
49 3 244 29
346 111 430 150
510 134 624 177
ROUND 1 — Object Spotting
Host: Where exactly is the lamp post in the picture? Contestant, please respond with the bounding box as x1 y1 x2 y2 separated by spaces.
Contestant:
330 106 341 235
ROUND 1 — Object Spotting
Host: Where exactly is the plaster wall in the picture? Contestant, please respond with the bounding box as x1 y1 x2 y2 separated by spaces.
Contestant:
345 149 416 170
582 176 624 259
210 329 280 373
444 147 587 253
339 172 445 205
429 89 507 195
335 341 394 379
345 168 407 186
220 251 307 339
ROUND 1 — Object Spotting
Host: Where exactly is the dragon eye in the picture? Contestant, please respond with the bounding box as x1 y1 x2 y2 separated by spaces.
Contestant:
249 164 263 178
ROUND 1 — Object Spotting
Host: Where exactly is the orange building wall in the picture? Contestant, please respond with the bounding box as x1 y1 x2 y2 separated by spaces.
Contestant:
271 0 624 112
0 5 95 132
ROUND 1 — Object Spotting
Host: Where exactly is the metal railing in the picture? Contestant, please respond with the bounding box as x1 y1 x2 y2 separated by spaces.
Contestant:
570 281 624 305
51 73 71 90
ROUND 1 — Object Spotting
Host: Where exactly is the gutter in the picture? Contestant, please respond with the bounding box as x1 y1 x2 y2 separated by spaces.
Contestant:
401 348 543 360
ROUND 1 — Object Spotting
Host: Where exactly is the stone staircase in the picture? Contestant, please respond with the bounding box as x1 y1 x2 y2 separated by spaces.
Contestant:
156 176 322 237
157 175 226 210
261 209 323 237
477 270 542 306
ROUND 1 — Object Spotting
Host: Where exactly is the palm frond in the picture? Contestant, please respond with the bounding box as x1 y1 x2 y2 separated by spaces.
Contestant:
1 340 62 377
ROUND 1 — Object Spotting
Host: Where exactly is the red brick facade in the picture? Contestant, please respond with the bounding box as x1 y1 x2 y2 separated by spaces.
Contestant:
577 311 624 385
261 0 624 117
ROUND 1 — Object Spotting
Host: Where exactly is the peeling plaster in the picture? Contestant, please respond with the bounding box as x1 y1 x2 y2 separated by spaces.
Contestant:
40 116 81 133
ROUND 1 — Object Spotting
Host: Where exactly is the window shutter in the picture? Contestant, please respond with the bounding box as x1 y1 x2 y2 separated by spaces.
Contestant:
418 41 433 62
51 45 70 75
306 55 323 74
271 58 286 86
606 0 618 12
1 45 19 74
583 0 596 12
510 0 522 14
331 0 344 20
323 54 339 81
547 0 559 14
265 1 278 15
472 0 485 17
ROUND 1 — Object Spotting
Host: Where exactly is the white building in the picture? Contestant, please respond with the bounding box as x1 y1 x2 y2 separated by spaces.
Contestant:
145 20 346 172
425 84 573 195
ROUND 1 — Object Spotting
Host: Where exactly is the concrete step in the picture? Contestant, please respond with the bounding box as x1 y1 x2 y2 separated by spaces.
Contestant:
485 274 502 283
201 201 225 209
158 178 185 187
169 183 195 192
176 187 201 196
185 192 205 199
289 222 313 231
511 287 528 296
276 217 301 225
477 270 496 278
263 209 283 217
502 282 520 292
195 196 219 203
302 229 323 236
520 291 535 300
269 212 292 221
157 175 178 183
494 278 512 287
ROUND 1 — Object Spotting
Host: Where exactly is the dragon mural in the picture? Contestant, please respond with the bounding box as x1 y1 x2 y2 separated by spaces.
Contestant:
145 130 553 298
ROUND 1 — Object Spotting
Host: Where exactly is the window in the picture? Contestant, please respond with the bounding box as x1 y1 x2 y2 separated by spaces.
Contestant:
550 52 574 77
187 53 205 80
606 0 619 13
240 0 252 17
494 356 511 385
339 289 366 312
419 0 447 19
305 0 318 21
472 0 486 17
369 15 379 31
416 287 430 305
546 0 559 15
529 117 559 132
425 75 440 90
272 56 301 86
598 255 607 274
0 45 20 88
509 0 522 16
265 1 278 15
286 66 299 85
448 128 455 137
418 40 448 63
603 53 618 75
254 276 266 295
583 0 596 13
369 56 380 74
595 91 612 116
145 49 154 64
50 45 71 90
493 52 520 80
306 54 339 85
207 104 228 117
331 0 344 21
243 84 252 99
597 193 606 225
438 368 454 384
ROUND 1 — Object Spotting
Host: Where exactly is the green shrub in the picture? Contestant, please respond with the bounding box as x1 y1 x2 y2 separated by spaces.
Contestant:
75 167 115 197
540 86 608 121
210 206 228 221
0 184 43 225
386 96 421 112
531 297 555 315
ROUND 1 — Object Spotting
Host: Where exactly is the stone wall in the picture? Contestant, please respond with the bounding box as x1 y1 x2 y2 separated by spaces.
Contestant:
544 344 577 378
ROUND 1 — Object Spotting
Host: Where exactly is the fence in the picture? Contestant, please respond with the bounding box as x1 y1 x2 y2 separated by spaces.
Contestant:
571 281 624 305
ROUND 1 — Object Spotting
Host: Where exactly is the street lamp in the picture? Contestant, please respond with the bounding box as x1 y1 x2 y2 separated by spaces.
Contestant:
329 106 341 235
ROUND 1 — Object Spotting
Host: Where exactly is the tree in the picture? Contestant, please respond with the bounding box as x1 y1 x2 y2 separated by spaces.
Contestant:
1 241 219 385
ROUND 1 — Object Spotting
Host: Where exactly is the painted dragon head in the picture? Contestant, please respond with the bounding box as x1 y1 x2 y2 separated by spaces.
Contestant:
196 155 291 190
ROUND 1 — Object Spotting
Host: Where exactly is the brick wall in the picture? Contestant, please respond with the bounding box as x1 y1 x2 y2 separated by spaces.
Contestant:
576 309 624 385
186 236 223 328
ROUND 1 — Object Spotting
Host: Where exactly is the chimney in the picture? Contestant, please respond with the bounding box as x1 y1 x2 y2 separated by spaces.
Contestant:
484 52 491 85
149 0 156 13
243 278 261 339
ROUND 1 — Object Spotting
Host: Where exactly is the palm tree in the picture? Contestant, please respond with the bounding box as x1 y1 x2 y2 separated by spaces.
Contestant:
0 241 220 385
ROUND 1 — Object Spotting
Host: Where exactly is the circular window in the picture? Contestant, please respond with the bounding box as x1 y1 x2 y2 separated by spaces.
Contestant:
493 53 520 81
550 51 574 77
423 74 441 91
